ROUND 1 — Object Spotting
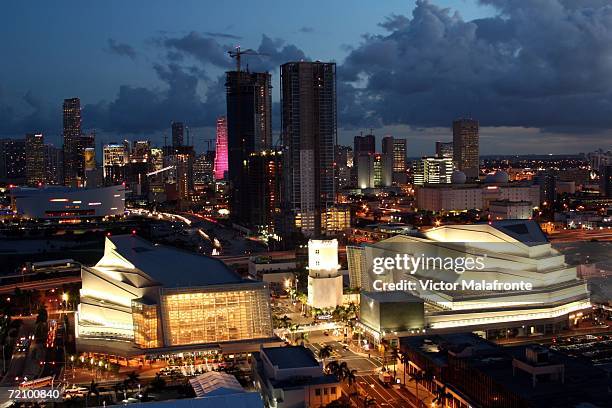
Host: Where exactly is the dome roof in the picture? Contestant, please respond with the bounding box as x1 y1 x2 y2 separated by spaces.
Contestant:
485 171 509 184
451 170 467 184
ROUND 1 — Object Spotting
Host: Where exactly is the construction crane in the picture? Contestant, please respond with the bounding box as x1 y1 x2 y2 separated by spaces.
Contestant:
228 46 267 72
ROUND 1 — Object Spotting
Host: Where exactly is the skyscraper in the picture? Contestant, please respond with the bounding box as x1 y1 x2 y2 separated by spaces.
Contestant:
452 118 479 180
103 143 128 185
392 138 407 184
281 61 336 237
0 139 26 183
601 165 612 197
171 122 184 147
247 150 282 231
44 144 63 185
62 97 81 185
381 136 394 187
213 116 229 180
226 70 272 224
436 141 454 158
25 133 45 186
354 134 375 155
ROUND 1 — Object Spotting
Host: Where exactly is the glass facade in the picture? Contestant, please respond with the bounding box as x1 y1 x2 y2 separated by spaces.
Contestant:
160 286 273 346
132 301 161 349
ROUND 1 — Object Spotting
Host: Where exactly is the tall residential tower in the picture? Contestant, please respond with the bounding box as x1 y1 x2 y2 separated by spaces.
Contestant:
452 118 479 180
281 61 336 237
62 97 81 185
226 71 272 224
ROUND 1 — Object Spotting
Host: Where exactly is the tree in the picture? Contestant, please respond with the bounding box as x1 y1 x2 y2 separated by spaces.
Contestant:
325 360 340 376
390 347 400 377
126 371 140 391
433 384 453 408
87 380 100 407
408 370 425 404
319 345 333 367
150 373 166 391
399 351 411 386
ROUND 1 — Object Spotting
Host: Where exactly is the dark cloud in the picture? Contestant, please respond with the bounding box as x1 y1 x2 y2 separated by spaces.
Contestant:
160 31 232 68
84 63 223 134
203 31 242 40
107 39 137 59
0 92 58 136
339 0 612 133
83 33 308 135
299 26 315 33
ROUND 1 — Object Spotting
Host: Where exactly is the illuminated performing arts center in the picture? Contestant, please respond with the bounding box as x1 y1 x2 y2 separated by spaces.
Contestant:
77 235 275 354
350 221 591 340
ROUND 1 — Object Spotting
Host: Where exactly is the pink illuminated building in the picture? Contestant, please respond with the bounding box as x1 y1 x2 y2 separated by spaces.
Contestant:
213 116 228 180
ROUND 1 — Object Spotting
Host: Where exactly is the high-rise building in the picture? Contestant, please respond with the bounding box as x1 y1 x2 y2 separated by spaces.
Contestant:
247 150 282 232
103 143 128 185
0 138 26 183
380 137 394 187
354 134 375 155
600 165 612 197
354 134 376 189
452 118 479 180
436 141 454 158
127 140 152 197
357 153 375 189
25 133 45 186
226 71 272 224
44 144 63 185
281 61 336 237
413 156 453 185
392 138 407 180
334 146 353 191
213 116 229 180
172 122 184 147
194 153 214 187
62 97 82 185
534 171 556 206
73 132 95 186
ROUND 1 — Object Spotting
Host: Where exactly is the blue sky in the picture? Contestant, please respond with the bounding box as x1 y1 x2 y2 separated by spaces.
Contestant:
1 0 610 155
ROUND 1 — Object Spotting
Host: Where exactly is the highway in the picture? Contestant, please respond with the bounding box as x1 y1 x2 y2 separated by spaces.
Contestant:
0 276 81 295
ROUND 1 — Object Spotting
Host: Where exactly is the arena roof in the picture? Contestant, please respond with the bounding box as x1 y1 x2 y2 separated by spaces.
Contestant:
99 235 244 287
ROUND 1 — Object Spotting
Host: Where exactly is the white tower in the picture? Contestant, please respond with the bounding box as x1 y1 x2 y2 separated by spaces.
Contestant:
307 239 343 309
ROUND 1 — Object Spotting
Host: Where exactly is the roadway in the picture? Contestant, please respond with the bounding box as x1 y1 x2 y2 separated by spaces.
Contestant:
0 276 81 295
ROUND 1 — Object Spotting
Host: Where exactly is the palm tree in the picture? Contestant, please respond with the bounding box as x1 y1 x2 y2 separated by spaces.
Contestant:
288 323 301 344
408 369 425 404
278 315 292 329
319 344 333 367
86 380 100 407
344 368 357 391
325 360 340 376
126 370 140 391
150 373 166 391
390 347 400 377
399 351 411 386
433 384 453 408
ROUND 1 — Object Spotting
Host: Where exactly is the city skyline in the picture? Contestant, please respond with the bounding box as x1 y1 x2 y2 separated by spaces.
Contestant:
1 1 612 155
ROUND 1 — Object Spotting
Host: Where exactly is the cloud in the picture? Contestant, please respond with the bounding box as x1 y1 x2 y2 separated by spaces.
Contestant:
203 31 242 40
299 26 315 33
338 0 612 134
84 63 224 134
106 39 137 59
81 33 309 135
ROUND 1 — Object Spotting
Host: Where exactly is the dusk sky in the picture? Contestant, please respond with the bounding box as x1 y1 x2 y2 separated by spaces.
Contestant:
1 0 611 155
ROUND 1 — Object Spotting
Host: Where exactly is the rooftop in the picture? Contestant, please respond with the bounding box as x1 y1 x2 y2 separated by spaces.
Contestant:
100 235 244 287
189 371 244 397
263 346 320 369
362 290 424 304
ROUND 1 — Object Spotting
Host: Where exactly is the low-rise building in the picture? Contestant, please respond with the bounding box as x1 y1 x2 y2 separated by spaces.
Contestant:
489 200 533 220
251 346 341 408
10 185 125 219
